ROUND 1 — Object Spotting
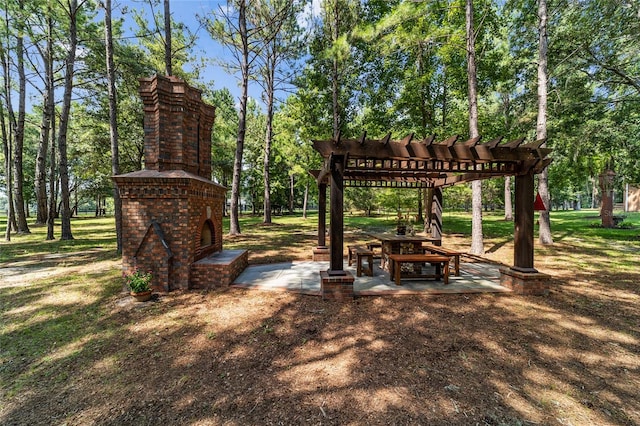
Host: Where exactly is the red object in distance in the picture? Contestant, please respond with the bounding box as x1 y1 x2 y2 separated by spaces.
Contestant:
534 192 547 211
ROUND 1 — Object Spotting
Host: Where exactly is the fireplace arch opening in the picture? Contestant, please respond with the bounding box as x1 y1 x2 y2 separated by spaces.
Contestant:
195 219 219 261
200 220 214 247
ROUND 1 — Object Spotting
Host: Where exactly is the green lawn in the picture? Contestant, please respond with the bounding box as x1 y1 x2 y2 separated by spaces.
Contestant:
1 209 639 424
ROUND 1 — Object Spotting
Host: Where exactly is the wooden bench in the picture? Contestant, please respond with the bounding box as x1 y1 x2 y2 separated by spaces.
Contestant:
366 242 382 258
347 245 374 277
422 244 461 276
387 254 450 286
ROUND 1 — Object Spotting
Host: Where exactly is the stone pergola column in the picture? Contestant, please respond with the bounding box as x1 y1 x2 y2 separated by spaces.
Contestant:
499 171 551 295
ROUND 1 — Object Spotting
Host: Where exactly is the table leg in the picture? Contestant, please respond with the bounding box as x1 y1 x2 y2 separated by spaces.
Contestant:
443 260 450 284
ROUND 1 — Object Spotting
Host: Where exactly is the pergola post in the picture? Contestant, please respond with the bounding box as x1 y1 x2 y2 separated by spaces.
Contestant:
431 187 443 246
499 171 551 295
513 172 536 272
319 154 354 301
329 155 345 274
318 182 327 248
312 182 330 261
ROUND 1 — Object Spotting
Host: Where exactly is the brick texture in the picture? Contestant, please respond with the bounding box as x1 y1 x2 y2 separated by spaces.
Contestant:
113 75 245 292
190 250 249 289
499 267 551 296
320 271 355 301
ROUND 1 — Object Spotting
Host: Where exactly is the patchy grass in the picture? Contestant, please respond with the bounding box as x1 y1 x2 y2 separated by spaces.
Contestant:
1 210 639 425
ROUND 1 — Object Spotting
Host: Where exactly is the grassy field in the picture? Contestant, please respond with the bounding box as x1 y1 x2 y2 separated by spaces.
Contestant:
1 210 639 425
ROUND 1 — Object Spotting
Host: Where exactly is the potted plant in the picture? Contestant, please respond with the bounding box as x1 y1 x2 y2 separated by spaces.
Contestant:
124 269 153 302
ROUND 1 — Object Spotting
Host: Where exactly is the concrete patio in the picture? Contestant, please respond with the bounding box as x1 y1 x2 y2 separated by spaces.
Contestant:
231 258 510 296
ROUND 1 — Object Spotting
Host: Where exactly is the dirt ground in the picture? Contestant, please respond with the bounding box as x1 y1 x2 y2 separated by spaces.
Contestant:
1 234 639 426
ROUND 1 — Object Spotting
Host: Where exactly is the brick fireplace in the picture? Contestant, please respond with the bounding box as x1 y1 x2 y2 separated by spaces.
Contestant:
113 74 247 291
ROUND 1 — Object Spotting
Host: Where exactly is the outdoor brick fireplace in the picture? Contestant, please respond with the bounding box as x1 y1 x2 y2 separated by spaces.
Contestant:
113 74 247 291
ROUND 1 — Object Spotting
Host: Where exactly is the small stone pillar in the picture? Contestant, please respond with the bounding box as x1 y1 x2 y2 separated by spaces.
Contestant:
320 270 355 301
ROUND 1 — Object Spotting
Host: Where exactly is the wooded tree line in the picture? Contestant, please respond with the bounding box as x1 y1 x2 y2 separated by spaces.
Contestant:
1 0 639 249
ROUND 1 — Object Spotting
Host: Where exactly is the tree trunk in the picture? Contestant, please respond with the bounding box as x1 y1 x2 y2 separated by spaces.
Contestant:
57 0 79 240
466 0 483 255
1 99 12 240
599 169 615 228
536 0 553 245
504 176 513 221
441 64 447 129
302 180 309 219
164 0 172 76
104 0 122 253
46 31 57 241
33 10 55 226
262 64 274 224
289 174 294 214
331 1 340 139
229 0 248 236
423 188 432 234
34 90 50 225
12 0 30 234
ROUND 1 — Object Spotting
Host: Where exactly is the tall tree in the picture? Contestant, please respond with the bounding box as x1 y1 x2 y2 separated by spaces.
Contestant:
7 0 29 234
104 0 122 252
33 2 56 226
56 0 84 240
466 0 483 255
536 0 552 244
133 0 199 80
0 95 12 240
164 0 171 75
254 0 303 224
202 0 263 235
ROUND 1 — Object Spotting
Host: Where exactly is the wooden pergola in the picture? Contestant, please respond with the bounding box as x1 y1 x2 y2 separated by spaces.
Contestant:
310 134 552 289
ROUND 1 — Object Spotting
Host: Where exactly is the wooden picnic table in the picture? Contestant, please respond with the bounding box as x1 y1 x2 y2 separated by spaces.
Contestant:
368 233 440 271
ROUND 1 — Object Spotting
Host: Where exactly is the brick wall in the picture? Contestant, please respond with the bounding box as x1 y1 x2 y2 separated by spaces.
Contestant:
139 75 215 180
114 171 227 291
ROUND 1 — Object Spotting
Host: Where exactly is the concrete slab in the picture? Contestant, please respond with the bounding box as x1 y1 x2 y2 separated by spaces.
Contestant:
232 260 510 296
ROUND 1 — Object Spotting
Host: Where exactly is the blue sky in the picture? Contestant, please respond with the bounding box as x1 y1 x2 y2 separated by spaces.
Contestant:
120 0 252 103
119 0 322 107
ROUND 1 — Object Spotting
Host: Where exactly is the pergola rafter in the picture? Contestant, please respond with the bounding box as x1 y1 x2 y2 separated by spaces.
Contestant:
310 133 553 286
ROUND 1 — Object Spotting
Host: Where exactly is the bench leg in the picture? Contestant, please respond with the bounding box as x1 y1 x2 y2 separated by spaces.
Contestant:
356 255 363 277
443 260 450 284
454 256 460 276
365 254 373 277
394 261 401 285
